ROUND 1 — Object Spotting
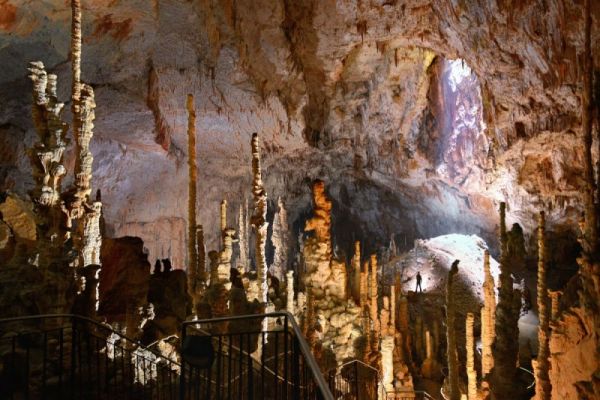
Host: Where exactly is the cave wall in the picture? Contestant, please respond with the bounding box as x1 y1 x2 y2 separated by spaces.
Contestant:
0 0 598 267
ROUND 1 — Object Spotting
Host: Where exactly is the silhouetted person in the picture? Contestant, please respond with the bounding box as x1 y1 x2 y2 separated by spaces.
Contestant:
162 258 172 273
416 271 423 293
153 259 162 274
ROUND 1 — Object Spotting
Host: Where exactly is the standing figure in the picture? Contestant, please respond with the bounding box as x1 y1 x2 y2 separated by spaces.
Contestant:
416 271 423 293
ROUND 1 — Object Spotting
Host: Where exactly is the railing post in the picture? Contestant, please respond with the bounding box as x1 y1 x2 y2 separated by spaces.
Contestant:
354 361 359 399
180 322 186 400
70 317 76 399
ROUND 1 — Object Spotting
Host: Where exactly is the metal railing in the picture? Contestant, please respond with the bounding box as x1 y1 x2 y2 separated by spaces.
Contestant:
0 314 180 399
180 312 334 400
327 359 383 399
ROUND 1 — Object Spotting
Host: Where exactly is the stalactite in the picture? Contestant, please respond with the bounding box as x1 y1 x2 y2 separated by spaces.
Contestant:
271 197 289 281
481 250 496 377
446 260 460 400
466 313 477 400
250 133 268 308
286 270 294 315
186 94 198 306
490 202 521 400
533 211 551 400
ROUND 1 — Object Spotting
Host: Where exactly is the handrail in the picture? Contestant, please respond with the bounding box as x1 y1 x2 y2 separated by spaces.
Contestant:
182 311 335 400
0 313 180 367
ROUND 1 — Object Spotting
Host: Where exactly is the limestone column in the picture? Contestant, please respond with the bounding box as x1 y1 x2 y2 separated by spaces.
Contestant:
186 94 199 308
481 250 496 377
466 313 477 400
534 211 551 400
446 260 460 400
250 133 268 308
370 255 380 353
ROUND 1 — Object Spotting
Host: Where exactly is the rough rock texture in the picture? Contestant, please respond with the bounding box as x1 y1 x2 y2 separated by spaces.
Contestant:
98 236 150 323
302 180 362 368
1 0 598 271
466 312 477 400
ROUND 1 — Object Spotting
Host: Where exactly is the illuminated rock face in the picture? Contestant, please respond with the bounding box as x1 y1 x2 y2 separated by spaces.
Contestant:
481 250 496 377
303 180 362 366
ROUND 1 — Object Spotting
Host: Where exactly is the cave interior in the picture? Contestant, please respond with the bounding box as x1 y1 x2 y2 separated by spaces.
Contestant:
0 1 599 399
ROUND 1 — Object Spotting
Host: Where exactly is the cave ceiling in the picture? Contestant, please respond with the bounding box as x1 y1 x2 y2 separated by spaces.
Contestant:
0 0 598 266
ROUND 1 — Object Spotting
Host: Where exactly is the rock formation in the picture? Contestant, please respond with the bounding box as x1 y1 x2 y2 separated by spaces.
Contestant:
466 312 477 400
271 197 289 281
481 249 496 377
237 202 248 270
547 2 600 397
250 133 268 309
186 93 199 311
286 270 294 315
445 259 461 400
490 202 522 399
302 180 362 368
533 211 551 400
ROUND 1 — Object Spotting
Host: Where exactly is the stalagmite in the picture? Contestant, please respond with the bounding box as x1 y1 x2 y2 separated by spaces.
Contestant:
186 94 199 306
196 225 206 285
303 180 362 365
370 255 381 353
547 290 561 321
533 211 551 400
352 241 361 302
490 202 522 400
81 198 102 266
220 200 227 239
286 270 294 315
380 335 395 393
390 284 396 334
271 197 289 281
250 133 268 308
446 260 460 400
237 203 248 270
481 250 496 377
28 63 68 211
466 313 477 400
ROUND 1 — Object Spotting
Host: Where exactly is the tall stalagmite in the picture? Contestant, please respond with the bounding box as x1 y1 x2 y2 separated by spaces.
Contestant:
250 133 269 344
286 270 295 315
490 202 522 399
186 94 199 307
237 203 248 270
533 211 551 400
271 197 289 281
446 260 460 400
466 313 477 400
481 250 496 377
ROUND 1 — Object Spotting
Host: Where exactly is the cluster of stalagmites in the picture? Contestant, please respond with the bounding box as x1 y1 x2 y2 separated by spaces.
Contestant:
0 0 102 317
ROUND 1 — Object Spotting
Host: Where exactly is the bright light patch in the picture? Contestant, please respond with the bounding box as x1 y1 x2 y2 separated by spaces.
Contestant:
446 59 473 92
